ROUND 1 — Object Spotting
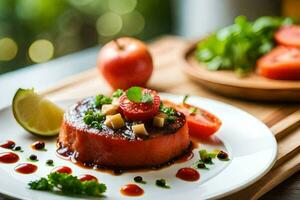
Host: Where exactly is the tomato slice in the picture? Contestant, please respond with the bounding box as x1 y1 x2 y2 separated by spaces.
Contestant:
257 45 300 80
275 25 300 48
119 88 160 121
177 103 222 138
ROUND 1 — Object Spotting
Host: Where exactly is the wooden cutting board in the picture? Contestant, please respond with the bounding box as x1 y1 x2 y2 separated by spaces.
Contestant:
42 36 300 200
184 43 300 102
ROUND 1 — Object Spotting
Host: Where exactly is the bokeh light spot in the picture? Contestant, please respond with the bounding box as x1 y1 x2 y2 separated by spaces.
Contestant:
0 37 18 61
109 0 137 14
29 39 54 63
69 0 95 7
96 12 123 36
122 11 145 35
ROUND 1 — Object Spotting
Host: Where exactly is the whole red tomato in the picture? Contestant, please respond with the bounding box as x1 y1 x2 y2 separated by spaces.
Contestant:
97 37 153 90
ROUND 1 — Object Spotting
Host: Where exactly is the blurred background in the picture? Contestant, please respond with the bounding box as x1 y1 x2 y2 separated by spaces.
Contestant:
0 0 172 74
0 0 299 75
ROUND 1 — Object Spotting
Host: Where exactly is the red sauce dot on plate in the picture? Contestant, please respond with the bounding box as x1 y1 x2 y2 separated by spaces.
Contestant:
0 152 19 163
78 174 98 182
52 166 72 174
120 184 144 197
15 163 37 174
0 140 15 149
176 167 200 182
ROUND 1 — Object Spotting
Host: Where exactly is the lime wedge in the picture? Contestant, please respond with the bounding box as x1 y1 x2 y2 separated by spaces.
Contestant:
12 88 64 136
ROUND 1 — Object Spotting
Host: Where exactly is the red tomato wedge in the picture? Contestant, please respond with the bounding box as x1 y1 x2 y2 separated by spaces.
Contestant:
275 25 300 48
120 88 160 121
177 103 222 139
257 45 300 80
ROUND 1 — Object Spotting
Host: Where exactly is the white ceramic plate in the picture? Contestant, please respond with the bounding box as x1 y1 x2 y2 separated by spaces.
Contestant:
0 94 277 200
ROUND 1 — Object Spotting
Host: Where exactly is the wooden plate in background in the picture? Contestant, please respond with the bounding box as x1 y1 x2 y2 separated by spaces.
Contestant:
183 43 300 102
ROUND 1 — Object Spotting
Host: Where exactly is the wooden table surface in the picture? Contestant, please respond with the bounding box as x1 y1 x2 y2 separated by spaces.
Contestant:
261 172 300 199
1 36 299 200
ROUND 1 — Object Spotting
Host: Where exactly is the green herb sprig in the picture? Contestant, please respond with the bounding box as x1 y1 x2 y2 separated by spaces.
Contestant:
29 172 106 197
83 110 104 129
133 176 146 184
183 95 189 104
95 94 112 108
192 149 230 170
192 160 209 170
155 179 170 189
126 86 153 104
199 149 215 164
159 103 176 123
112 89 124 98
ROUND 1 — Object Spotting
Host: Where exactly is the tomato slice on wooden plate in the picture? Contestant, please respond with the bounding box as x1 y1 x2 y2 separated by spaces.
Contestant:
257 45 300 80
275 25 300 48
177 103 222 139
120 88 160 121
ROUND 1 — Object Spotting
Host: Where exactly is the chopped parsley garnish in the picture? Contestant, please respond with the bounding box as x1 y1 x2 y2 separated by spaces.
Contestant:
166 116 175 123
159 103 175 116
159 103 176 123
134 176 146 184
46 159 54 166
141 93 153 103
112 89 124 98
192 149 230 170
95 94 112 108
183 95 189 104
13 146 23 152
83 110 104 129
199 149 214 164
189 107 197 114
29 177 53 191
155 179 170 189
192 160 209 170
182 95 198 115
28 154 38 162
126 86 153 104
29 172 106 197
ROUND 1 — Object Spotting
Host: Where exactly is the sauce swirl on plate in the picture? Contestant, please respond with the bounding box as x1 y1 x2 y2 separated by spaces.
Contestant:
52 166 72 174
15 163 37 174
0 152 19 163
120 184 144 196
78 174 98 182
176 167 200 181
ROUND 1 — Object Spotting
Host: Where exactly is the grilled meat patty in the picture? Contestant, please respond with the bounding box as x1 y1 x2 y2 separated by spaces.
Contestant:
58 97 190 169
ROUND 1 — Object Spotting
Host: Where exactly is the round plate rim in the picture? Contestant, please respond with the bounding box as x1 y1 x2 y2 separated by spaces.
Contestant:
160 93 278 199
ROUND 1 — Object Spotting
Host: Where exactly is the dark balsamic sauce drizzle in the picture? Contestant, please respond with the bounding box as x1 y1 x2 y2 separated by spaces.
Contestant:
57 141 198 175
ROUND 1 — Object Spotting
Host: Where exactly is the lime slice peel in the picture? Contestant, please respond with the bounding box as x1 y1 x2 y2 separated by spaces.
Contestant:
12 88 64 136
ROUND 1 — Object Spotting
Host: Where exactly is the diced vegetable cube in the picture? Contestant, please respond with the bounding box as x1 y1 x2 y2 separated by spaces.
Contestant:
153 116 165 127
132 124 148 136
101 104 118 115
110 113 125 129
104 115 113 128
